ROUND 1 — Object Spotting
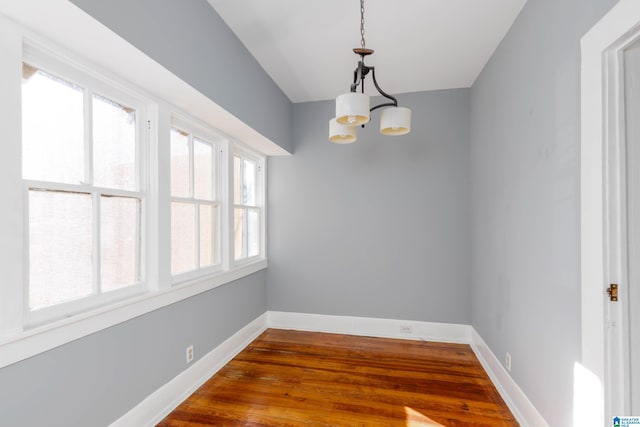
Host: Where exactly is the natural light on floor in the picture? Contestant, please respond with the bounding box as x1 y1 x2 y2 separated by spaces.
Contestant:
404 406 445 426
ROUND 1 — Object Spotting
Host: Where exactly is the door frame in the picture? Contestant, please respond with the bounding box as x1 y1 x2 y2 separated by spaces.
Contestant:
581 0 640 422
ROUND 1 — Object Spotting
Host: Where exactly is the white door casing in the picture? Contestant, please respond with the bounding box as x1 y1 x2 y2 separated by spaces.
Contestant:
581 0 640 422
624 40 640 414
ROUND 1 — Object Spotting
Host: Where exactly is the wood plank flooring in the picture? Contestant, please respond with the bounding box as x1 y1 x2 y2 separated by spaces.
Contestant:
157 329 518 426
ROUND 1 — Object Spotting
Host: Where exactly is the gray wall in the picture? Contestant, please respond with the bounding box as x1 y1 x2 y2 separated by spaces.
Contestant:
0 271 266 427
469 0 618 425
70 0 293 153
267 90 471 324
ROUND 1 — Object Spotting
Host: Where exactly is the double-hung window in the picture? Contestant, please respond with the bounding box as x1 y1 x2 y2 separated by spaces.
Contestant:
170 120 221 280
233 150 264 262
22 50 146 325
5 28 271 367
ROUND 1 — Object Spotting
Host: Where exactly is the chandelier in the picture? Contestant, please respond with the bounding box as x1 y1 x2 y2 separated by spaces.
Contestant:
329 0 412 143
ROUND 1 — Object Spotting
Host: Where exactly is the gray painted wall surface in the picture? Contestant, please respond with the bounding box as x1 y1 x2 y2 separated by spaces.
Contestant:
469 0 617 425
267 90 471 324
69 0 293 153
0 271 266 427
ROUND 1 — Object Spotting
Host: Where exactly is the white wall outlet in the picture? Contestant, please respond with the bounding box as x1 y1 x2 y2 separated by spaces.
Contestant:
505 352 511 372
399 325 413 334
186 345 194 364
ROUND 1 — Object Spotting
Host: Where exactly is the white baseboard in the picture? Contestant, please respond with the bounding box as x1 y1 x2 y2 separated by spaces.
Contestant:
266 311 472 343
110 310 546 427
109 312 267 427
470 329 549 427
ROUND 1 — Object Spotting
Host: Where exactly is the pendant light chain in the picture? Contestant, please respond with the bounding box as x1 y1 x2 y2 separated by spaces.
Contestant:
360 0 366 49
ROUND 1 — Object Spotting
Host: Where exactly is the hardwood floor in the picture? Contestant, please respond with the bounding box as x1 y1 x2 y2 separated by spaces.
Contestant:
158 329 518 426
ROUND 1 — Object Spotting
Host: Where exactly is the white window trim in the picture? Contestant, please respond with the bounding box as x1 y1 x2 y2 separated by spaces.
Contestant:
232 147 267 267
169 114 227 282
21 47 151 327
0 7 277 369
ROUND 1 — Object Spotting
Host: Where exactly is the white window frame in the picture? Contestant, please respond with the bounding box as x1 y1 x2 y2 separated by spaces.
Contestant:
0 5 276 370
170 115 226 284
232 146 266 266
21 45 150 328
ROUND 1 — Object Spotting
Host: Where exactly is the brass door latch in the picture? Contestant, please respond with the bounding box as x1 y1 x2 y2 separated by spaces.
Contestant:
607 284 618 302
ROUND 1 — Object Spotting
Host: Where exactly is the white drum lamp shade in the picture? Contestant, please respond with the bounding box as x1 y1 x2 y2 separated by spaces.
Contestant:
336 92 370 126
379 107 411 135
329 119 357 144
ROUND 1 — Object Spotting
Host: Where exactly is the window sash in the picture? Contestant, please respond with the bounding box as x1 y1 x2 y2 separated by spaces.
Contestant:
21 49 147 325
233 205 261 261
24 182 146 319
232 149 264 263
22 46 147 191
170 120 223 281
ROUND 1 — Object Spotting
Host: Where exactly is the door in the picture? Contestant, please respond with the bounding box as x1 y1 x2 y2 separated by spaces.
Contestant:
625 39 640 414
581 2 640 424
607 36 640 417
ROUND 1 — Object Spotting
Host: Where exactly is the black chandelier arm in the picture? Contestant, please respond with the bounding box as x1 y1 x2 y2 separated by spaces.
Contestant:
347 61 399 112
369 101 397 112
370 66 398 107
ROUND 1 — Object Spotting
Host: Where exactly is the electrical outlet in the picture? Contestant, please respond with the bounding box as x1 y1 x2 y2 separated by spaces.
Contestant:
505 352 511 372
399 325 412 334
186 345 194 364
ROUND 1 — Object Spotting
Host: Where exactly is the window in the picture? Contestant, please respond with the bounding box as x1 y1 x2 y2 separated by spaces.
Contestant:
22 53 145 322
2 25 273 368
234 151 264 262
170 123 221 278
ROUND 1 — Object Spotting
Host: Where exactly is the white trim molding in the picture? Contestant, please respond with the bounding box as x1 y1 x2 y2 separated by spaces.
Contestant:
581 0 640 423
110 313 268 427
110 311 547 427
470 329 549 427
267 311 472 343
0 260 267 369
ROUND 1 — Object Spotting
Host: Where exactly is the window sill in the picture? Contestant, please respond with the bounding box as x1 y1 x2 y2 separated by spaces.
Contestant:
0 259 267 369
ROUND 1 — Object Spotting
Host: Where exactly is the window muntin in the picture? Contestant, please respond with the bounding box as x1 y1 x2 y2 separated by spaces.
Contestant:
22 57 145 317
170 124 220 279
233 152 263 262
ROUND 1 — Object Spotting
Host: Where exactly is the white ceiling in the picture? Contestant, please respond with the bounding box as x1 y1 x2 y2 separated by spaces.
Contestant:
208 0 527 103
